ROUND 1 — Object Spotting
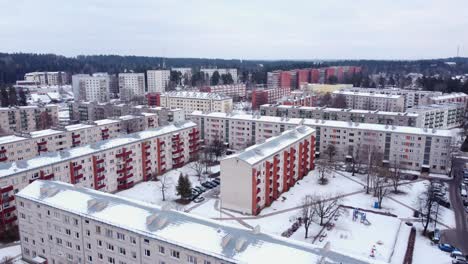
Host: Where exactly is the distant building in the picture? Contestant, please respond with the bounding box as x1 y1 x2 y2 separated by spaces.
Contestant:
158 91 233 113
172 67 192 84
332 90 405 112
72 73 110 102
251 87 291 109
147 70 170 93
0 104 58 135
23 71 68 86
118 73 146 101
199 84 246 98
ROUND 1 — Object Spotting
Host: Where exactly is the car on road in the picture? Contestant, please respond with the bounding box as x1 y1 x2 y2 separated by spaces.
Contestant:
213 178 220 184
451 250 464 258
438 243 460 253
194 186 206 193
189 193 200 201
201 182 214 189
210 180 219 186
461 189 467 197
194 196 205 203
436 197 451 209
432 228 440 243
453 256 468 264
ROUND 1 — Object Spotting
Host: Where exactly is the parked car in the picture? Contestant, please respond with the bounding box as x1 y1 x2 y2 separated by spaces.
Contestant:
189 193 199 201
461 189 467 197
436 197 451 209
194 196 205 203
439 243 460 253
213 178 220 184
201 182 214 189
210 181 219 186
463 199 468 207
432 228 440 243
452 250 464 258
453 256 468 264
194 186 206 193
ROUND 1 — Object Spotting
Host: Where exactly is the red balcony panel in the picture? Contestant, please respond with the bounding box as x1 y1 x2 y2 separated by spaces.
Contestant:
4 216 17 224
72 134 80 139
256 197 261 203
37 141 47 146
2 205 16 214
96 159 104 164
38 148 48 152
145 166 151 171
96 184 106 190
73 140 81 145
145 145 150 149
0 157 7 162
96 175 105 181
73 164 83 171
42 173 54 180
74 174 84 180
0 195 14 204
145 160 151 164
0 149 6 153
0 185 13 193
101 128 109 132
126 158 133 163
97 167 105 173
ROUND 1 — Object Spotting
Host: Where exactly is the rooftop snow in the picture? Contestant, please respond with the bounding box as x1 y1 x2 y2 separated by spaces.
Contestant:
227 126 314 165
332 90 403 99
64 124 95 131
93 119 121 126
429 92 468 100
262 105 419 117
17 180 373 264
162 91 231 100
29 129 64 138
189 111 453 137
0 121 197 179
0 135 27 145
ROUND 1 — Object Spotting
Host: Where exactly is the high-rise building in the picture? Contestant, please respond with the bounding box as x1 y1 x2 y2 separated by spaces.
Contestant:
24 71 68 86
72 73 110 102
118 73 146 101
147 70 170 93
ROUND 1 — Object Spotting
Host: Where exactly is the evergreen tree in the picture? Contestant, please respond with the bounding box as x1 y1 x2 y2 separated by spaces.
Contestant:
18 88 27 106
0 87 8 107
210 71 220 85
8 87 17 106
176 173 192 199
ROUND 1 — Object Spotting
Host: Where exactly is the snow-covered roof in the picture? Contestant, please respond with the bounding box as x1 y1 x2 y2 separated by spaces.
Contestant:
64 124 95 131
0 121 197 178
0 105 57 111
0 135 27 145
429 92 468 100
93 119 121 126
29 129 64 138
162 91 231 101
17 180 372 264
261 105 419 117
227 126 314 165
118 115 140 121
139 112 158 117
189 111 453 137
332 90 402 99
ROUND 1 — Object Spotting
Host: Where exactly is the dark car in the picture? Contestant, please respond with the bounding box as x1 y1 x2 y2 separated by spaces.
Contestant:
201 182 214 189
193 196 205 203
438 243 460 253
436 197 451 208
194 186 206 193
453 256 468 264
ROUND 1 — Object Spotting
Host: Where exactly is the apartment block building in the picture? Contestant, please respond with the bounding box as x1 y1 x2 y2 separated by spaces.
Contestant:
15 180 364 264
24 71 68 86
332 91 405 112
158 91 233 113
407 103 465 129
171 67 192 81
118 73 146 101
423 92 468 106
341 87 441 109
147 70 170 93
72 73 111 102
260 104 420 127
251 87 291 109
0 121 200 231
189 111 452 174
200 68 238 83
0 114 159 163
277 93 315 107
199 84 246 98
0 105 59 135
221 126 315 215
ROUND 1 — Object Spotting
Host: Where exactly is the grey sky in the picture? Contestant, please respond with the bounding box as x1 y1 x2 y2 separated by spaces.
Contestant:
1 0 467 60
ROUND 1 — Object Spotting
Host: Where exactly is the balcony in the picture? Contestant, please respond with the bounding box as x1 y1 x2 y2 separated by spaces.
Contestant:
4 215 17 224
42 173 54 180
126 158 133 163
0 195 14 204
0 149 6 154
96 175 105 181
0 185 13 193
74 173 84 180
38 147 48 152
101 128 109 133
0 156 7 162
72 134 80 139
145 144 150 150
1 205 16 214
73 165 83 171
172 148 183 155
189 130 199 136
37 141 47 146
96 166 105 173
96 183 106 190
72 140 81 145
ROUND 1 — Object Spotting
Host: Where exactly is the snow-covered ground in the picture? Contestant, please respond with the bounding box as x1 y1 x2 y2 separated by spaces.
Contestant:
0 244 21 261
412 224 453 264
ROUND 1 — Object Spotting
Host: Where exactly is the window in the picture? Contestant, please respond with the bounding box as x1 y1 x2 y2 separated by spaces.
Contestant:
98 253 103 260
65 229 71 236
86 230 91 236
87 243 91 250
97 240 102 247
158 245 165 255
96 226 101 234
187 255 197 263
130 237 136 244
107 243 114 251
107 257 115 264
170 249 180 259
66 241 72 248
119 247 126 255
117 232 125 240
144 249 151 257
106 229 113 238
143 238 150 244
87 256 93 261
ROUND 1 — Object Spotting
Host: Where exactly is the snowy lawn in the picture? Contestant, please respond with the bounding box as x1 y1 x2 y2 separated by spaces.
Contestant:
314 209 401 263
412 224 452 264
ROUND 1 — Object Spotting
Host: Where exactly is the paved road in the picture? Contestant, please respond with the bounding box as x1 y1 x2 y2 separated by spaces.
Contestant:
442 156 468 253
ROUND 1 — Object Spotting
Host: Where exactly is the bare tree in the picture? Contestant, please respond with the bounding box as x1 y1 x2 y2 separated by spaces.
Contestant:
324 144 336 163
300 195 317 239
374 167 391 209
188 158 206 182
316 159 332 185
389 158 403 193
0 256 14 264
419 180 441 235
363 146 383 194
157 173 173 202
331 94 347 108
347 144 362 176
313 194 342 226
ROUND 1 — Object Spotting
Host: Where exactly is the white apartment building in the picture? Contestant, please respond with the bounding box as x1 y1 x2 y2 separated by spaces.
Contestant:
200 84 246 98
72 73 111 102
171 67 192 81
118 73 146 101
0 121 200 231
0 114 158 163
332 91 405 112
200 68 238 83
341 87 439 109
221 126 315 215
407 104 465 129
423 92 468 106
189 111 452 174
15 180 366 264
147 70 170 93
24 72 68 86
260 104 420 127
0 105 59 135
159 91 233 113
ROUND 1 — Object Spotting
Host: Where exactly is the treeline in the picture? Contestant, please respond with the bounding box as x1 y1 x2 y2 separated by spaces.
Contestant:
1 52 468 85
0 87 28 107
417 76 468 93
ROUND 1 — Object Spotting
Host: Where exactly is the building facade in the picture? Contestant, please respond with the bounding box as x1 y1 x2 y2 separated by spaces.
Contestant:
0 121 200 231
251 87 291 109
332 91 405 112
72 73 110 102
199 84 246 99
15 180 363 264
158 91 233 113
147 70 170 93
407 103 465 129
118 73 146 101
0 105 59 135
189 111 452 174
24 72 68 86
200 68 238 83
221 126 315 215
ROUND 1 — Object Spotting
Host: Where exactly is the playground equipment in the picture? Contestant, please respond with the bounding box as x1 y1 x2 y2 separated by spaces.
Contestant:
352 208 371 225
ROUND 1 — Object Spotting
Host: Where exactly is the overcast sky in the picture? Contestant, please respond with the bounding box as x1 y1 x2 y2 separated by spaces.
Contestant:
1 0 467 60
